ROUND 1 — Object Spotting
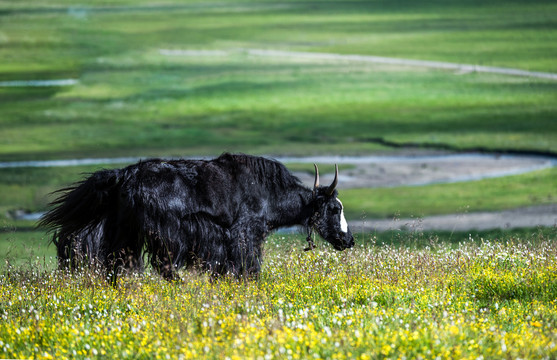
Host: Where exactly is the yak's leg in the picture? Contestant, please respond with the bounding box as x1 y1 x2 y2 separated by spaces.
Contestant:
105 245 144 285
229 221 266 279
102 219 144 285
72 222 106 270
173 216 231 278
53 231 73 269
54 229 100 271
120 231 144 273
150 255 177 280
150 253 177 281
148 235 179 281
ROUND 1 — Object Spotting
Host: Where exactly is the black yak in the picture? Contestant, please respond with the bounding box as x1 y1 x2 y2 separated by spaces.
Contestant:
39 153 354 281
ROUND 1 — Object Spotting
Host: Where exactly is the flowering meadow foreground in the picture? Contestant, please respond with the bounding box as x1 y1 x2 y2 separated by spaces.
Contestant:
1 232 556 359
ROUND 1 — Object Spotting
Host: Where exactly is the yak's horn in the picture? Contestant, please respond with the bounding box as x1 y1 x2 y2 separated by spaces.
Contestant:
313 164 319 190
326 164 339 196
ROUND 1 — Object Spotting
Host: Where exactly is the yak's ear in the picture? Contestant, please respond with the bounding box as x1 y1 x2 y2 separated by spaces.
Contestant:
326 164 338 196
313 164 319 196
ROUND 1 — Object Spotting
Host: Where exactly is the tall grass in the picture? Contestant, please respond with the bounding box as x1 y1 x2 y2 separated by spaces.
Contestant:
1 232 555 359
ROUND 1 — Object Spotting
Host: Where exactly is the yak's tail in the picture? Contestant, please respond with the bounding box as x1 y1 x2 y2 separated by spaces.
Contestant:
38 169 121 265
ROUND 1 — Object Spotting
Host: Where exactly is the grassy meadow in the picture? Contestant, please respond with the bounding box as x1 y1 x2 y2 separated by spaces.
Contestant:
1 230 557 359
1 1 557 358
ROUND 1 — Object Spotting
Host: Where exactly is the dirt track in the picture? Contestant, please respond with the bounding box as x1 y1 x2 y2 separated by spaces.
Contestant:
160 48 557 81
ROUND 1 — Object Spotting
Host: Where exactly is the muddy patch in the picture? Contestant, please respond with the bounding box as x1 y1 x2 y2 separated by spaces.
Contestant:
289 153 556 189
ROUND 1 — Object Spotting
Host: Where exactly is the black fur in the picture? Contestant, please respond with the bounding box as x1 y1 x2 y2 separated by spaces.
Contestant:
39 153 354 280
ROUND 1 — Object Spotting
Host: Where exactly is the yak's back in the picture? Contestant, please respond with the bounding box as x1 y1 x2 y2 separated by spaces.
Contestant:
214 153 302 193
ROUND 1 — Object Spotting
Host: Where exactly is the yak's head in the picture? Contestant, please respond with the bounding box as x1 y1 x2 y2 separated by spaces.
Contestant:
310 164 354 251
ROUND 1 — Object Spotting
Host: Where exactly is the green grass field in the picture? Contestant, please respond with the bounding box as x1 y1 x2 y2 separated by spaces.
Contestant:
1 52 556 161
1 0 556 161
0 230 53 268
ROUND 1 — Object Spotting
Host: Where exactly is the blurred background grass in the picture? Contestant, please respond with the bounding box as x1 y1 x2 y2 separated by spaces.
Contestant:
1 0 556 160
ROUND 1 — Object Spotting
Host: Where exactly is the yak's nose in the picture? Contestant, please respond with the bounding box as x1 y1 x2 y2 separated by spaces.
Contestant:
345 234 355 248
339 233 354 249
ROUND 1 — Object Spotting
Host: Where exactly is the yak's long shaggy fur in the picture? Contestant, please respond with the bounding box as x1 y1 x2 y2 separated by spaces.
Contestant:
40 153 354 280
